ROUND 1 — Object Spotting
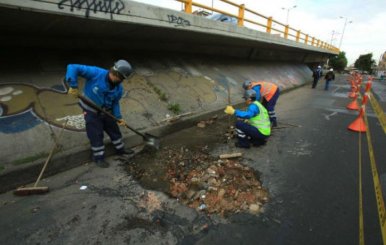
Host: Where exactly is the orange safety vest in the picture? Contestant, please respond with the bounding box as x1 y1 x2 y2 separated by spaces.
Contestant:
250 81 278 101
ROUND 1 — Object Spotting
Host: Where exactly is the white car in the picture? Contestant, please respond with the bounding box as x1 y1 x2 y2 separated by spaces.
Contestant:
206 13 237 24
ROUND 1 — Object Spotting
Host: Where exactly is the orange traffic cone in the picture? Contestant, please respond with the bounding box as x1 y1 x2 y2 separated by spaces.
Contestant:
348 88 357 98
346 95 359 110
365 81 372 93
348 108 366 132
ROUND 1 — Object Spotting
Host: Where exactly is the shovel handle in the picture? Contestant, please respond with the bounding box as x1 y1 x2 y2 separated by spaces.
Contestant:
78 94 148 138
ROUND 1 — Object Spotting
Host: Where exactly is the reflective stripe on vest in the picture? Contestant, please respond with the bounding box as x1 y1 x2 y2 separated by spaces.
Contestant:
251 81 277 101
248 101 271 136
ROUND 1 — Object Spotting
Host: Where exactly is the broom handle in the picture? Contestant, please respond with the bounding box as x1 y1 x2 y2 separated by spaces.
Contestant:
34 120 68 187
227 84 231 105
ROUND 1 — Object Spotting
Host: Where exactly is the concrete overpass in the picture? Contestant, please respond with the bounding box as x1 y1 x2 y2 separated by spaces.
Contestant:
0 0 338 192
0 0 336 63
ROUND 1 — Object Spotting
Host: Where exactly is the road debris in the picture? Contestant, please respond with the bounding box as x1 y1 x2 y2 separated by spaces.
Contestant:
128 146 268 217
219 152 242 159
196 115 218 128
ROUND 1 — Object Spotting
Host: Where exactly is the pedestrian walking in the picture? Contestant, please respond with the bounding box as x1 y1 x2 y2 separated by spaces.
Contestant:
224 89 271 148
324 68 335 91
242 80 280 127
65 60 134 168
312 65 323 88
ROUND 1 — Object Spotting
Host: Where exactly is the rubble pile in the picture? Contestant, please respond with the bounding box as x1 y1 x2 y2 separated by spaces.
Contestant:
163 146 269 216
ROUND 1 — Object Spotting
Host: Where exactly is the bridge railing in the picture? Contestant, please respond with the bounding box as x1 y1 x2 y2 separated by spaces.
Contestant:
176 0 339 53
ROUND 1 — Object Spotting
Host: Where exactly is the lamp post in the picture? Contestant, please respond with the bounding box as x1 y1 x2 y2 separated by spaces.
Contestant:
339 16 352 49
330 30 340 45
282 5 297 25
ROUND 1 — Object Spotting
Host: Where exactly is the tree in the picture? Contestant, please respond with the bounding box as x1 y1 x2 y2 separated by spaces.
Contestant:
354 53 376 74
329 51 348 72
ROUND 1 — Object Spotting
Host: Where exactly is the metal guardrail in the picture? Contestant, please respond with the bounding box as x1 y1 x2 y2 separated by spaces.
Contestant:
177 0 339 53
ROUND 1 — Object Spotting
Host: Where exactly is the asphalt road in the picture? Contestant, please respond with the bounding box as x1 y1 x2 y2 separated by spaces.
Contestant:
0 75 385 245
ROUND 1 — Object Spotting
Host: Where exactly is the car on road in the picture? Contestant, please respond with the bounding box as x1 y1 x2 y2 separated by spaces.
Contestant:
206 13 237 24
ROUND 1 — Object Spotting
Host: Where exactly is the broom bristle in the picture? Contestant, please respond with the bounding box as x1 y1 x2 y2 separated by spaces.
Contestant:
13 186 49 196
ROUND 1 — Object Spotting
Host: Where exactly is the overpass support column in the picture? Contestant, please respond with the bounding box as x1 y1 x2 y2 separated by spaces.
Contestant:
284 25 289 39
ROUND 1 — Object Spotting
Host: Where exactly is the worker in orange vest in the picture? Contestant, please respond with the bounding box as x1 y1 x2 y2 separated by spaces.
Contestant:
242 80 280 127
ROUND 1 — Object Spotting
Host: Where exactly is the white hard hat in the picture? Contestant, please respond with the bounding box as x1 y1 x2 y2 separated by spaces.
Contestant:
318 65 321 68
329 68 333 71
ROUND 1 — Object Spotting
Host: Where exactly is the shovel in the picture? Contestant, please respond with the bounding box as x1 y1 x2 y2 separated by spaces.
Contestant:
77 94 160 149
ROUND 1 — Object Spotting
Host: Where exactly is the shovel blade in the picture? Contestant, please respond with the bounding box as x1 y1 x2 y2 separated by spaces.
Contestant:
144 133 160 149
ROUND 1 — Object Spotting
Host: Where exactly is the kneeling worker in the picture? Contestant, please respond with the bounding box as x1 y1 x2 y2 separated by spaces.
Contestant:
224 89 271 148
65 60 134 168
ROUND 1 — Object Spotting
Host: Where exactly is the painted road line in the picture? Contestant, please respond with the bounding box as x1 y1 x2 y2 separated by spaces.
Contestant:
358 131 365 245
364 112 386 244
369 91 386 134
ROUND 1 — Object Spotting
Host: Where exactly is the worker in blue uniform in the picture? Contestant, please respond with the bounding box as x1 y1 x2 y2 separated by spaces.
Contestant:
65 60 133 168
224 89 271 148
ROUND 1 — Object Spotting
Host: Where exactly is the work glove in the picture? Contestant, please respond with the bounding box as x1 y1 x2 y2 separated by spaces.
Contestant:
117 119 126 126
68 87 79 98
224 105 235 115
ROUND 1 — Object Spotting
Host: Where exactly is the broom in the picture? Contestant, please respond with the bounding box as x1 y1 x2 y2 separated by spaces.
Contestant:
13 120 68 196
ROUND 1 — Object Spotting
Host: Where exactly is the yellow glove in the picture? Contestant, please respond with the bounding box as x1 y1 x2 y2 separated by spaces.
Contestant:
224 105 235 115
68 87 79 98
117 119 126 126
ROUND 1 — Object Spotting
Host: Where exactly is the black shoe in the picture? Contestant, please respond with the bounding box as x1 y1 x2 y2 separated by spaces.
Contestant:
116 148 134 156
234 142 250 149
253 140 267 147
271 121 278 127
95 159 109 168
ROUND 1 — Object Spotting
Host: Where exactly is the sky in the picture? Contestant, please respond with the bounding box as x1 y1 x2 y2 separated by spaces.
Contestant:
132 0 386 66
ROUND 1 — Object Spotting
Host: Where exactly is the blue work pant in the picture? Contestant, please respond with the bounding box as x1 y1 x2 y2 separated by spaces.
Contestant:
312 77 320 88
262 88 280 125
325 79 332 91
235 121 269 147
84 109 124 161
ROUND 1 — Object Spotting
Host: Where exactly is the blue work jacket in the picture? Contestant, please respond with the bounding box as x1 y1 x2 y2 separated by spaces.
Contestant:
251 85 262 101
235 102 260 119
66 64 123 119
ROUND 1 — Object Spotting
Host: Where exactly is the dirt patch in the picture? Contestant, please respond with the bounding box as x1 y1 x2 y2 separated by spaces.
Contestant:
127 144 269 217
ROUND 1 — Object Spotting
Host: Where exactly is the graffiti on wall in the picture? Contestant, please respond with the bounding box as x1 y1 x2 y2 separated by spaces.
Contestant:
0 64 226 134
167 15 191 27
58 0 125 19
0 82 85 133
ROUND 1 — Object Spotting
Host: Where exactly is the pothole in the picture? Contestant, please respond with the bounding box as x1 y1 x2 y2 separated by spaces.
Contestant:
127 142 269 217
